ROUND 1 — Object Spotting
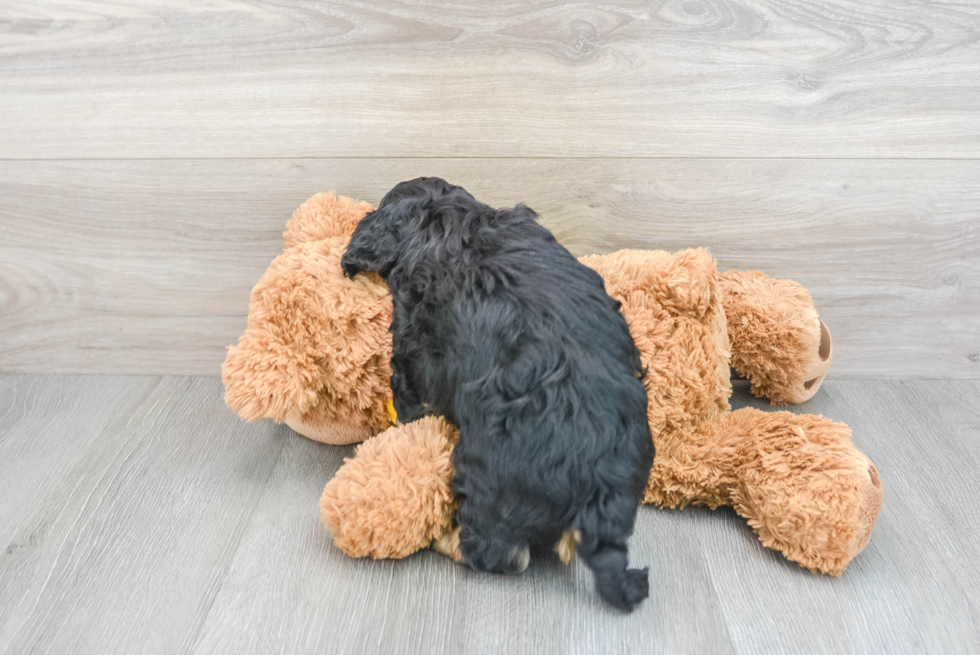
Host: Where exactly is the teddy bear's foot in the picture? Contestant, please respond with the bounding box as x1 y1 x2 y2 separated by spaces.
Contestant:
725 409 881 575
320 417 459 559
794 318 833 403
768 317 833 404
718 270 833 405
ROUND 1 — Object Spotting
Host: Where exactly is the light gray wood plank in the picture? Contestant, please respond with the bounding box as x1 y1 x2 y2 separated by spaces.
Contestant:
2 376 978 653
0 375 153 569
451 511 737 655
189 436 470 655
2 158 978 377
0 376 287 654
133 378 980 654
1 1 979 158
703 380 980 654
191 415 737 655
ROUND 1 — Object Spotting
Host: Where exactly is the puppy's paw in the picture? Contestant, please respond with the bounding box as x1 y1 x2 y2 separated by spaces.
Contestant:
431 526 462 561
504 545 531 575
598 567 650 613
460 537 530 575
554 529 581 564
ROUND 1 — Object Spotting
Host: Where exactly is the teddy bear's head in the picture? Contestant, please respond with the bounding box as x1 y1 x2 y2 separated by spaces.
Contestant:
222 193 395 444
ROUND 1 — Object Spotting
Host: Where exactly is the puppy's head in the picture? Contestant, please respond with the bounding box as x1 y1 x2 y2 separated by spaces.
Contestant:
377 177 460 210
341 177 540 279
341 177 469 278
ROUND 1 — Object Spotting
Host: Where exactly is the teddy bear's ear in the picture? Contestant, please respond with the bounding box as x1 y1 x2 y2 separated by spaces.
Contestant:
283 192 374 249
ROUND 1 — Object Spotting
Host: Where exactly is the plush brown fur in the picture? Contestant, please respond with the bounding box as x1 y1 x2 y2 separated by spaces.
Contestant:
719 270 834 405
223 194 394 443
223 193 882 575
320 415 459 558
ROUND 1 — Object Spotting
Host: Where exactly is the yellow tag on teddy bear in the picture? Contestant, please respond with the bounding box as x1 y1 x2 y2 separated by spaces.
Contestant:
385 398 398 425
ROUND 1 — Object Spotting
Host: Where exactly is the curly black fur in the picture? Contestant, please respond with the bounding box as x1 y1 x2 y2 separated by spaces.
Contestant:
341 178 655 611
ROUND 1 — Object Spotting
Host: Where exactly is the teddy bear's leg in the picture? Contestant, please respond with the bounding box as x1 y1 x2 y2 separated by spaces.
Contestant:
718 270 833 405
688 408 881 575
320 416 459 559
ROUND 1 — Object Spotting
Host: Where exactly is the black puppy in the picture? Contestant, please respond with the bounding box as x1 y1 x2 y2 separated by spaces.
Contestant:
341 178 654 611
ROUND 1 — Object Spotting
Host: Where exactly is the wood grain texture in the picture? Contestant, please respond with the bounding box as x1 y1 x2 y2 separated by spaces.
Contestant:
191 432 737 655
2 158 978 377
719 379 980 654
1 1 979 158
0 376 288 654
1 375 977 654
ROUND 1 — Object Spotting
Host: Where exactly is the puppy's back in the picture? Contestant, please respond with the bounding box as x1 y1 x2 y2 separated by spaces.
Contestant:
448 218 654 611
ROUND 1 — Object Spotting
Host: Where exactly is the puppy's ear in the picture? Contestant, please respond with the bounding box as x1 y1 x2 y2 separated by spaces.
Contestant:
341 209 396 278
497 203 539 226
512 204 538 221
341 199 417 278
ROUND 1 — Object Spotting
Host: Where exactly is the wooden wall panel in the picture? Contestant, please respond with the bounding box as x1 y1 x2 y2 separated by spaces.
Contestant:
1 1 979 158
2 158 977 377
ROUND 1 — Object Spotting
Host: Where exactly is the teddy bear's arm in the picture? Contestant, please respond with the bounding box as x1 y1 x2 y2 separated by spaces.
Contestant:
320 416 459 559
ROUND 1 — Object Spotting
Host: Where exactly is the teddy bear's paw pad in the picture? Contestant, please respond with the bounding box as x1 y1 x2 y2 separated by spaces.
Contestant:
783 319 834 404
849 462 882 560
818 319 832 361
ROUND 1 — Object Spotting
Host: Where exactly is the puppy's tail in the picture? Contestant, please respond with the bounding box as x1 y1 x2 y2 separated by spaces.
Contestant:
575 509 649 612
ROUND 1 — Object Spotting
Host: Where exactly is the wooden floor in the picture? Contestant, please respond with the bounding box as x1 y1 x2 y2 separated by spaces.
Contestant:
0 376 976 654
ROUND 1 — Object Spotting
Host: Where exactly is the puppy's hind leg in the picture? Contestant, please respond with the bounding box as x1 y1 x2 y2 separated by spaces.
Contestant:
575 501 649 612
431 526 462 561
456 504 530 575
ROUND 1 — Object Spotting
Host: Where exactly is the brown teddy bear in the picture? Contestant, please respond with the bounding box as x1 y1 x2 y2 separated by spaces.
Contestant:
223 192 882 576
